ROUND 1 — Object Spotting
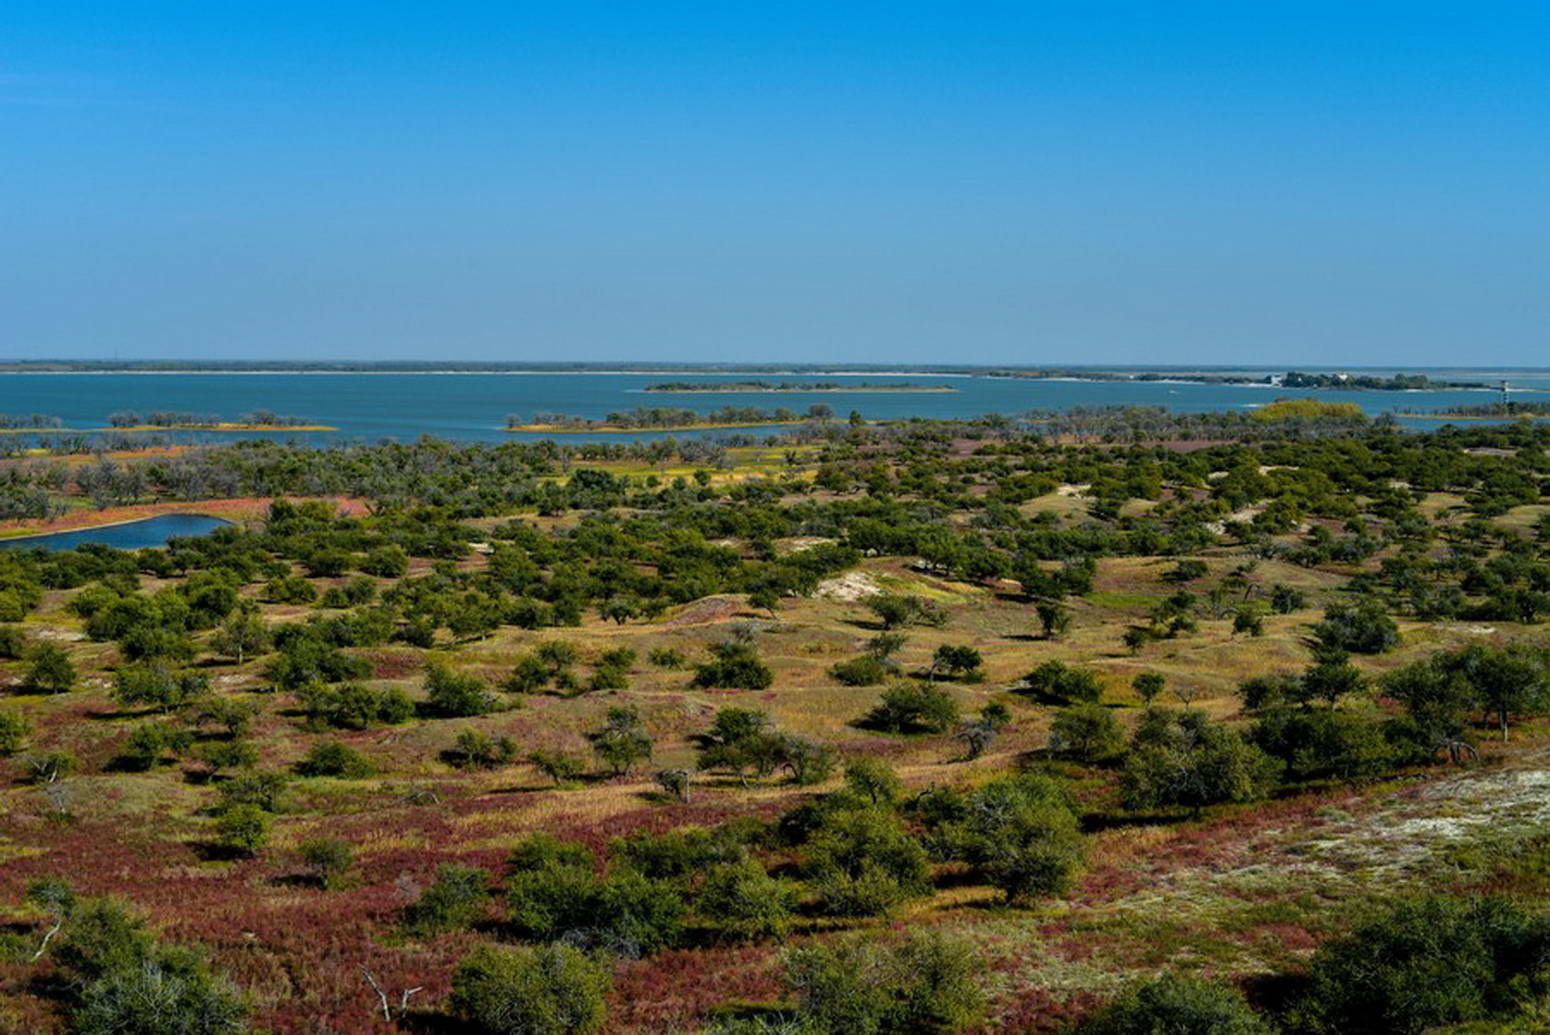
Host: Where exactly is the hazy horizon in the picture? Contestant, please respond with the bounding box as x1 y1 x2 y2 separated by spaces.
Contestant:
6 4 1549 366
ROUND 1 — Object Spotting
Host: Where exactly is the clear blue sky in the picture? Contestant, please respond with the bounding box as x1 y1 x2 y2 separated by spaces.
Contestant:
4 3 1548 365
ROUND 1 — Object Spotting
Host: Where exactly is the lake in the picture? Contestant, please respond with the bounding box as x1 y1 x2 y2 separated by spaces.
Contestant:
0 514 233 552
1 368 1547 444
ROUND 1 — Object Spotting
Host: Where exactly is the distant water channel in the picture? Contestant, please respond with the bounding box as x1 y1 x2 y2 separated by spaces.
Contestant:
0 368 1547 444
0 514 232 552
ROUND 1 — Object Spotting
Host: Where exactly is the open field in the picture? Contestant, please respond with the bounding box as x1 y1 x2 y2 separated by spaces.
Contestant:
0 416 1548 1032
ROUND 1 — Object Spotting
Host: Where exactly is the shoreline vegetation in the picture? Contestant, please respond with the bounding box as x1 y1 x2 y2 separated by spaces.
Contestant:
0 411 336 434
642 380 956 393
1395 401 1550 420
505 405 861 433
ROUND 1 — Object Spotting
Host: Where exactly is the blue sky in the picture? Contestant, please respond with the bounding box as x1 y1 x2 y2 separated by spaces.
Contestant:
3 3 1548 365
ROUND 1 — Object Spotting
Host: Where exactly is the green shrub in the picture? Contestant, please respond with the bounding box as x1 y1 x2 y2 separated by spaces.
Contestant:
693 641 775 690
830 654 891 686
25 643 76 694
1020 659 1102 703
1079 974 1272 1034
297 837 355 889
784 932 984 1034
425 661 498 716
862 682 958 734
1290 895 1550 1034
936 774 1083 904
215 803 270 857
295 739 375 778
1312 599 1400 655
805 807 931 916
1050 704 1125 764
402 864 492 937
450 943 610 1035
446 728 518 770
1121 713 1280 814
697 859 798 943
0 709 31 756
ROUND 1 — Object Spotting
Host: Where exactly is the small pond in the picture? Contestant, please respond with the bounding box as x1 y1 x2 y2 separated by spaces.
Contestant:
0 514 233 552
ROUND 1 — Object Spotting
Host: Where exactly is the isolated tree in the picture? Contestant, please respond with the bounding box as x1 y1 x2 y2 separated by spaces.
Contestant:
591 707 653 777
25 644 76 694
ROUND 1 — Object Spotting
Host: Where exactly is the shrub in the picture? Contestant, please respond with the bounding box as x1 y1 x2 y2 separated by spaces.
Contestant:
215 803 270 857
590 707 653 777
505 859 686 957
830 654 891 687
450 943 610 1035
528 749 587 786
424 661 498 717
71 939 248 1035
1312 599 1400 655
779 735 837 785
0 623 25 659
1021 660 1102 703
697 859 798 943
1132 672 1166 707
402 864 492 937
693 641 775 690
297 837 355 889
862 682 959 734
845 757 903 806
1290 895 1550 1034
113 663 210 713
115 721 191 771
1250 707 1399 783
648 646 686 669
784 932 984 1034
936 774 1083 904
295 739 375 778
1122 716 1280 815
929 644 983 681
25 643 76 694
0 709 30 756
215 770 288 813
1050 704 1125 764
446 728 517 769
1079 974 1272 1035
867 593 947 630
805 807 931 916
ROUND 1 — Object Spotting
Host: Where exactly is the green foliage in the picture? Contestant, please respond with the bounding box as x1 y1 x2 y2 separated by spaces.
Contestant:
862 682 959 734
297 680 413 729
403 864 492 937
297 837 355 889
1021 659 1103 703
647 646 686 669
0 623 27 658
1122 711 1281 814
447 727 519 769
0 709 30 756
845 757 903 806
929 644 983 682
784 932 984 1035
697 707 785 786
694 640 775 690
528 749 586 786
450 943 610 1035
1290 895 1550 1034
116 721 192 771
867 593 948 630
1250 707 1400 783
295 739 375 778
1079 974 1273 1035
830 654 891 686
1132 672 1166 707
113 663 210 713
1050 704 1126 764
425 660 498 717
25 643 76 694
935 773 1083 904
590 706 653 776
1312 598 1400 655
214 803 270 857
805 807 931 916
697 859 798 942
505 849 686 956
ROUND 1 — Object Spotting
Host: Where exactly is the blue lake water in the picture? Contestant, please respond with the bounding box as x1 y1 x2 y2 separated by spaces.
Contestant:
0 514 233 551
0 368 1547 444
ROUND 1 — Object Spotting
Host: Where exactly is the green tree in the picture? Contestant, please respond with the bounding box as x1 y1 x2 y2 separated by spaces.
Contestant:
590 706 653 777
450 944 610 1035
1079 974 1272 1035
25 643 76 694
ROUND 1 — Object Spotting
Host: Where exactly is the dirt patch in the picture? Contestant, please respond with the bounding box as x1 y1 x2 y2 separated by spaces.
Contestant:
815 571 882 602
662 596 743 626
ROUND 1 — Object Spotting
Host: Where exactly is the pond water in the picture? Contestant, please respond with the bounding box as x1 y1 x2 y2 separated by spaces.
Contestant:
0 514 233 552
